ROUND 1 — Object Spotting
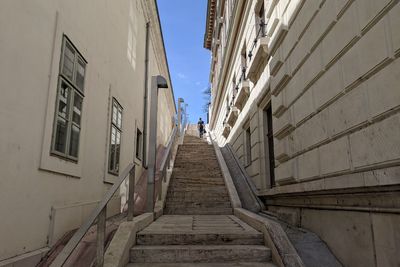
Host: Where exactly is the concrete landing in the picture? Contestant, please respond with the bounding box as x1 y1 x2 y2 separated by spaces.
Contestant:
138 215 259 234
137 215 264 245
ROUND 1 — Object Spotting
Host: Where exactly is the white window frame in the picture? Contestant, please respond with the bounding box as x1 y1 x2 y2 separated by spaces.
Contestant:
108 98 123 175
51 36 86 162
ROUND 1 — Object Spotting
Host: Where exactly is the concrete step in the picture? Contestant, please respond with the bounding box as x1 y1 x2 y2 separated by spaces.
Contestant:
130 245 271 263
163 207 233 215
136 232 264 245
127 263 276 267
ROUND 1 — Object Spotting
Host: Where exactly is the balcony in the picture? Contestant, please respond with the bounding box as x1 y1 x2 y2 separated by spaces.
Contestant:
233 79 250 110
222 123 231 138
226 106 239 127
247 34 269 83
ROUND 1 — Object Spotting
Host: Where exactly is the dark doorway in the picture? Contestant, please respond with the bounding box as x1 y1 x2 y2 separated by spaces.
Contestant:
263 104 275 188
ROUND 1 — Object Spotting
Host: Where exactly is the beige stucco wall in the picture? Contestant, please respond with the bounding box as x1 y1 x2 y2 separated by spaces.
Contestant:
0 0 175 262
208 0 400 266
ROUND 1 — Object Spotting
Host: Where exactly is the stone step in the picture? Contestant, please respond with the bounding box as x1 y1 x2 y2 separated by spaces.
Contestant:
166 196 230 202
167 186 228 193
173 162 220 168
130 245 271 263
127 263 276 267
171 176 224 181
166 202 231 209
166 191 230 200
163 207 233 215
166 190 228 195
172 169 222 175
170 180 226 186
178 146 214 151
174 156 218 161
136 232 264 245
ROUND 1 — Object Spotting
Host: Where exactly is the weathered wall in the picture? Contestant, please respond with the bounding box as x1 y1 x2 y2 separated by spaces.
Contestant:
0 0 175 263
208 0 400 266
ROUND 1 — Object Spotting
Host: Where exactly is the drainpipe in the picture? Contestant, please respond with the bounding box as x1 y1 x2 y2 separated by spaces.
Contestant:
143 22 150 168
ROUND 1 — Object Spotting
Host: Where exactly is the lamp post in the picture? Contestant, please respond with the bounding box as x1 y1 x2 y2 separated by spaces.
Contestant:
146 75 168 213
177 98 184 135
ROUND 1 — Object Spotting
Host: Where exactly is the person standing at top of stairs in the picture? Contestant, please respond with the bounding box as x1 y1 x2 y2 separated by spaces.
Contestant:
197 117 205 138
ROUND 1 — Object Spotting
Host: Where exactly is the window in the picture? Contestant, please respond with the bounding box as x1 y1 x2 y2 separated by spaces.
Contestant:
109 99 123 175
136 128 143 161
51 36 86 161
244 126 252 166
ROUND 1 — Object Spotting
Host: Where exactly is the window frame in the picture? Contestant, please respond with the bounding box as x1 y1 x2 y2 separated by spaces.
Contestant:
50 36 87 162
108 98 123 175
136 128 143 161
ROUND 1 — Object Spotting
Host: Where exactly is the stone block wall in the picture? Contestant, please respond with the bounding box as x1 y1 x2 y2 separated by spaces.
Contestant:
272 0 400 187
208 0 400 266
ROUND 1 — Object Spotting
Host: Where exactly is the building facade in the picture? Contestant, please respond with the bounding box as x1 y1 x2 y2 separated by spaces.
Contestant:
0 0 176 265
205 0 400 266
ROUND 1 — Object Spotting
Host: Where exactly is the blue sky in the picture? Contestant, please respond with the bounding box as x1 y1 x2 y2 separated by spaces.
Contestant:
158 0 210 123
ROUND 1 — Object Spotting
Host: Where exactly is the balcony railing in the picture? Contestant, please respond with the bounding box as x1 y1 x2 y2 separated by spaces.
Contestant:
247 21 269 83
233 67 250 111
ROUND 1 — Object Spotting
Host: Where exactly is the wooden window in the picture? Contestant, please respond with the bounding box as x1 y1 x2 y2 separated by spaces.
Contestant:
136 128 143 161
51 36 86 161
108 99 123 175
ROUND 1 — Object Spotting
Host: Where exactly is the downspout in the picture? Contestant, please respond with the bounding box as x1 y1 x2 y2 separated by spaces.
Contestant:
143 22 150 168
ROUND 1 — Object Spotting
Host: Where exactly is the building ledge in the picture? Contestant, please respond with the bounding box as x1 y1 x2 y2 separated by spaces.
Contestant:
222 124 231 138
233 80 250 110
247 36 269 83
226 106 239 127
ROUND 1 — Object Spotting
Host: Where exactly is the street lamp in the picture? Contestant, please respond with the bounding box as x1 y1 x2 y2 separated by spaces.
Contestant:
146 75 168 212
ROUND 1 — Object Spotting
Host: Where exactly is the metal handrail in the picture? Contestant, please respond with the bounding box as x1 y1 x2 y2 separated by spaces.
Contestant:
159 127 177 173
50 163 136 267
51 124 182 267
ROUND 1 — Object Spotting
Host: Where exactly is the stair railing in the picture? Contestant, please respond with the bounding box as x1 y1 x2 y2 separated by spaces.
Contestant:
157 126 178 200
50 163 137 267
50 75 179 267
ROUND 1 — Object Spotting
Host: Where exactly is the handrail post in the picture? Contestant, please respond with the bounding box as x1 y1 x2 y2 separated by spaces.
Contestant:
127 165 136 221
96 207 106 267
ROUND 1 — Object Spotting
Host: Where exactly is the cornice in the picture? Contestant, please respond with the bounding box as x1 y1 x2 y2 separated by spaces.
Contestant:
204 0 217 49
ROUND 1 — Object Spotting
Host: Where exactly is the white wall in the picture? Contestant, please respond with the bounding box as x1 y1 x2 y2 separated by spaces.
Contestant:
0 0 175 261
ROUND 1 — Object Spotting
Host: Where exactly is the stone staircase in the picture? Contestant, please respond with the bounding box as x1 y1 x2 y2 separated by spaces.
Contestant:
127 134 276 266
164 135 232 215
